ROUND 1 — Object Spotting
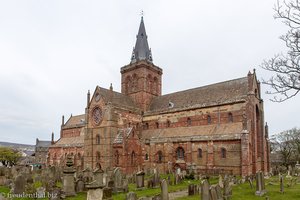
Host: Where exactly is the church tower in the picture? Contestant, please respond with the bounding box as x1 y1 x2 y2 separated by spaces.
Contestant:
121 17 163 111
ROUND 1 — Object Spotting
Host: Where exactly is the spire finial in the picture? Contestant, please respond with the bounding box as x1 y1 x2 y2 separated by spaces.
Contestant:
140 10 144 18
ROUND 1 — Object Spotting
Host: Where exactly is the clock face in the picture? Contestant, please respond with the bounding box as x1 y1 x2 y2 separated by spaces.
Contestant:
92 107 102 125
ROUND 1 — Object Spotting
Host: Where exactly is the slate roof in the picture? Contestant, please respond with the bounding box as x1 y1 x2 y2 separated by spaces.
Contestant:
113 127 133 144
142 122 243 143
51 127 84 147
147 77 248 114
36 140 51 148
96 86 139 111
130 16 153 63
63 114 86 129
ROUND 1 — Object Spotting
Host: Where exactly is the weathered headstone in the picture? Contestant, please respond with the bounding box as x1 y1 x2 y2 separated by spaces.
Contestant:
215 185 223 200
36 187 46 198
126 192 138 200
160 179 169 200
223 178 232 200
94 168 104 186
255 172 266 196
76 180 85 193
280 175 284 193
218 175 223 188
188 184 195 196
103 187 112 200
210 185 218 200
13 174 26 194
113 167 122 189
201 179 210 200
87 187 103 200
0 176 7 186
63 156 76 196
136 171 145 188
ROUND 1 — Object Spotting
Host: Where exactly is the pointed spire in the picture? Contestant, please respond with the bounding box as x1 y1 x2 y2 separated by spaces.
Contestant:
131 16 153 63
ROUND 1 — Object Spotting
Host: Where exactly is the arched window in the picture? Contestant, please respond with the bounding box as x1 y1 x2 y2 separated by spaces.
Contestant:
198 148 202 158
125 76 131 94
131 151 136 165
176 147 185 160
145 153 149 160
143 123 149 130
132 74 138 92
115 150 119 165
147 74 153 92
96 134 100 145
207 115 212 124
228 112 233 123
221 148 226 158
157 151 163 163
187 117 192 126
156 122 159 128
96 151 100 161
153 77 158 94
167 120 171 128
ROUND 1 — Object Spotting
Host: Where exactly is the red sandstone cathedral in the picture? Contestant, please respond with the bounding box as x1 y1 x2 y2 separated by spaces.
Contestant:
48 17 270 176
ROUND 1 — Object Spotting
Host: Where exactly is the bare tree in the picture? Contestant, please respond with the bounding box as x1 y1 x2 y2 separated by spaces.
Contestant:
261 0 300 102
271 128 300 166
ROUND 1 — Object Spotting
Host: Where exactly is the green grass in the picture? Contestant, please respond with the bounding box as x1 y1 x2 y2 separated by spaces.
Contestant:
1 175 299 200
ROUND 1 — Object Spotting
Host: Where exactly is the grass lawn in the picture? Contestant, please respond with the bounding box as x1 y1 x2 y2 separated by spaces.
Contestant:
1 175 299 200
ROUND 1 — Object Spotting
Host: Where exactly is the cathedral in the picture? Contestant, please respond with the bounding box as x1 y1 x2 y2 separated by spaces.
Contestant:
48 17 270 176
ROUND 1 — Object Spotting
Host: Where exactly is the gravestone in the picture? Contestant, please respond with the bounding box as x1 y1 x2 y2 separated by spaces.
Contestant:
63 156 76 196
94 168 104 186
201 179 210 200
87 187 103 200
49 188 61 200
215 185 223 200
218 175 223 188
188 184 195 196
103 187 112 200
126 192 138 200
83 167 93 184
136 171 145 188
223 178 232 200
113 167 122 189
123 179 129 193
36 187 46 198
13 174 26 194
280 175 284 193
76 180 85 192
160 179 169 200
255 172 266 196
0 176 6 186
147 179 154 188
210 185 218 200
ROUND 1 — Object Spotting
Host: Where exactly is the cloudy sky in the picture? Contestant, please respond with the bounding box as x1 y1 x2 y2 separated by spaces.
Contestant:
0 0 299 144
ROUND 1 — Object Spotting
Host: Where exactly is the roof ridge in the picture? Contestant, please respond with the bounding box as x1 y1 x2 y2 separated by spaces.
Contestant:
159 76 247 98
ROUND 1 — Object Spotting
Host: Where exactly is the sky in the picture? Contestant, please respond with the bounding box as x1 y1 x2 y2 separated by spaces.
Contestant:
0 0 299 144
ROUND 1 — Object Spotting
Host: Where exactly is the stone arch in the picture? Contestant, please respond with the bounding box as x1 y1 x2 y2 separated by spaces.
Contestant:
176 147 185 160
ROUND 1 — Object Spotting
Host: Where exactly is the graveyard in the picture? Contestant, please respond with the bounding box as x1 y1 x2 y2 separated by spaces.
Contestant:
0 162 300 200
